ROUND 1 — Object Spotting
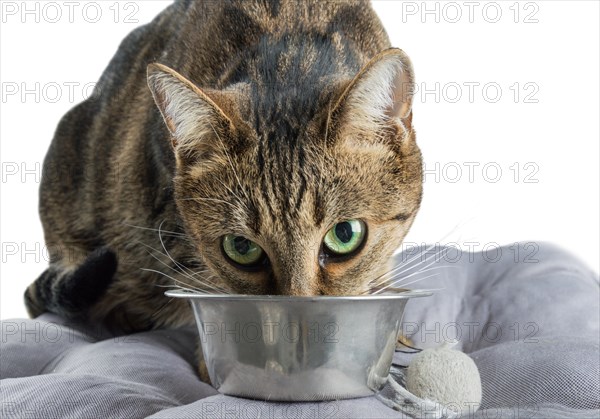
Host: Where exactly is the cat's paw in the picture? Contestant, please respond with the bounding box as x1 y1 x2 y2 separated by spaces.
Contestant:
396 333 414 349
197 358 212 384
195 341 211 384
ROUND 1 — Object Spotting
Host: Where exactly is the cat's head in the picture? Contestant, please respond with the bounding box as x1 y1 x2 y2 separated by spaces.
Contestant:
147 48 422 295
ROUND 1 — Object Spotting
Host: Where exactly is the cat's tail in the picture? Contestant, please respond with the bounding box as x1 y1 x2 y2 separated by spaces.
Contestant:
24 247 118 320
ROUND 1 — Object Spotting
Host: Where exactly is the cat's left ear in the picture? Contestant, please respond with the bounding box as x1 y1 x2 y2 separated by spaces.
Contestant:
331 48 415 140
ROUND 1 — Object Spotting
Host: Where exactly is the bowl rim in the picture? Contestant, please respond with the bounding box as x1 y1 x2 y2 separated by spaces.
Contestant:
164 289 433 301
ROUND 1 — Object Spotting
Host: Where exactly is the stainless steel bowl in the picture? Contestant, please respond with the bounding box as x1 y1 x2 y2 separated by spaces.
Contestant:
165 289 431 401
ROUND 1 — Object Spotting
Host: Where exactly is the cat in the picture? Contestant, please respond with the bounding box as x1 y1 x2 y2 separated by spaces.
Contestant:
25 0 423 339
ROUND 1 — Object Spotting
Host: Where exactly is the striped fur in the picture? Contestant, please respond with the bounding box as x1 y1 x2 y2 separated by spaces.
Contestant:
25 0 423 334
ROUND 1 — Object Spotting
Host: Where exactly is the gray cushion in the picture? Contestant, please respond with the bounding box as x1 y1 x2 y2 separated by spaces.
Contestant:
1 243 598 418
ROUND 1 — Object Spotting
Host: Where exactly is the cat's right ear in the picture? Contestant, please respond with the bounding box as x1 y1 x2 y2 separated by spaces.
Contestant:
147 63 235 161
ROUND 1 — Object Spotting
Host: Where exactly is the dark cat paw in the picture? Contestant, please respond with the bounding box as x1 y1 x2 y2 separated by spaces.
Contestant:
57 247 118 312
26 247 118 319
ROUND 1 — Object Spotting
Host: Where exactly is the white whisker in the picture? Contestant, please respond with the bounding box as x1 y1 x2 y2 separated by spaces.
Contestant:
373 272 441 294
141 268 202 292
179 196 240 209
368 245 450 292
142 246 226 294
137 226 229 294
383 265 456 288
381 250 460 286
366 217 479 295
124 222 187 237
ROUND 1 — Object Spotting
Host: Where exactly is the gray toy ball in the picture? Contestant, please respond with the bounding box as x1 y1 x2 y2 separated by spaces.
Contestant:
406 342 482 416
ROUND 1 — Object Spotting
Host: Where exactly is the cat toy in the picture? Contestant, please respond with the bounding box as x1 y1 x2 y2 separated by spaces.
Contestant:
378 340 482 418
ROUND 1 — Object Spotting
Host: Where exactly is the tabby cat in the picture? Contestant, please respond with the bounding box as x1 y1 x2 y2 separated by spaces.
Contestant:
25 0 422 339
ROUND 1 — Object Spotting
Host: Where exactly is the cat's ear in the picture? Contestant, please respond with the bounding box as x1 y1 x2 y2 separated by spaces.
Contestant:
331 48 415 140
147 63 235 160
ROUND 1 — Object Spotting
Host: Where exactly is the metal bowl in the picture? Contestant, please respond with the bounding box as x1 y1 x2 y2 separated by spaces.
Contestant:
165 289 431 401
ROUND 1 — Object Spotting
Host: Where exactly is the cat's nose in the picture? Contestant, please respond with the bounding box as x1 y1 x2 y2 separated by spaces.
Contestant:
273 261 320 296
279 281 319 297
269 239 321 296
277 278 318 296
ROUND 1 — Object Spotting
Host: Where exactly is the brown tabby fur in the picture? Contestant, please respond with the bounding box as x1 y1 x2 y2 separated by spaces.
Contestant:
25 0 423 341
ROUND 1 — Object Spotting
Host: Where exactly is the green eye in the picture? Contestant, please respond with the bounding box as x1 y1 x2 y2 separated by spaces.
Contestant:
323 220 366 256
222 235 264 266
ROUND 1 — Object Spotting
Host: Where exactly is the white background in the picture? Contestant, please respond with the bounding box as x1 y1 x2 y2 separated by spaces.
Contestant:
1 1 599 319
